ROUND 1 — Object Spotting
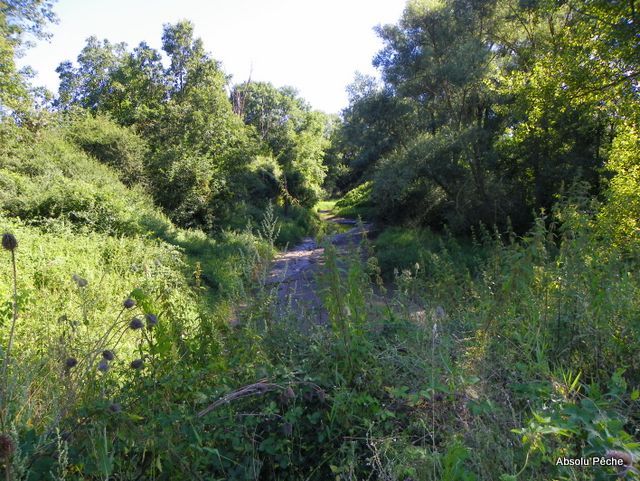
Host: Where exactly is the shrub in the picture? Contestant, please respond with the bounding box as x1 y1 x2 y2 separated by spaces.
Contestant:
64 113 148 187
334 181 374 219
0 124 162 236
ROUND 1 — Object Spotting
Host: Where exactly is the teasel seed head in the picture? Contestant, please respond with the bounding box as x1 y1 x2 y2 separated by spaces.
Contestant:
129 317 144 330
316 388 326 403
130 359 144 370
64 357 78 369
605 449 634 467
72 274 88 288
145 313 158 328
282 422 293 437
280 386 295 404
1 233 17 251
0 433 15 461
97 359 109 372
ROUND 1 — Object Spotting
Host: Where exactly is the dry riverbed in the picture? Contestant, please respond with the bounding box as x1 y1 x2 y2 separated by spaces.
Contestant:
266 214 372 326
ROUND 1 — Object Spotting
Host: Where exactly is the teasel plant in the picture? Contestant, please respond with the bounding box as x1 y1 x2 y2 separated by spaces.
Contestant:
0 231 166 478
0 233 18 480
67 293 159 398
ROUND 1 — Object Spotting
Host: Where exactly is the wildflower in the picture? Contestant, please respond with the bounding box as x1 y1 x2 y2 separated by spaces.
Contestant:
102 350 115 361
72 274 88 288
129 317 144 330
0 433 14 461
130 359 144 370
123 298 136 309
97 359 109 372
65 357 78 369
1 233 17 251
109 403 122 413
145 313 158 328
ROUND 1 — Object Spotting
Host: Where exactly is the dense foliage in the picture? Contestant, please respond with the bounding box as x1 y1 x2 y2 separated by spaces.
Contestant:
0 0 639 479
333 0 640 236
52 20 329 233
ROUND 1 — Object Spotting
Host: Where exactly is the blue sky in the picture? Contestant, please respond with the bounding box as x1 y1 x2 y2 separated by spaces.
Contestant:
17 0 407 114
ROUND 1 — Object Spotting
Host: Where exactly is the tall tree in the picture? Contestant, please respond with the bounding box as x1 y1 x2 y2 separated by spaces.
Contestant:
370 0 505 228
162 20 210 95
55 21 256 230
56 36 127 110
339 0 618 232
0 0 57 113
233 81 328 208
98 42 167 127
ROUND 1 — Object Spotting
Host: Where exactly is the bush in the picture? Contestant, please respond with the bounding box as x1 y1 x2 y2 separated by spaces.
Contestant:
0 124 162 236
334 181 375 219
374 226 483 281
274 204 320 247
64 113 148 187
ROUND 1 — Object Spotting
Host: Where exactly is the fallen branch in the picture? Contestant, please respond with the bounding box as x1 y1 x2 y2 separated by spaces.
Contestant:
197 381 281 418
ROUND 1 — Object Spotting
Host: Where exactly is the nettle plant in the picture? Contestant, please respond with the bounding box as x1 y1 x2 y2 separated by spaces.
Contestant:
0 232 162 479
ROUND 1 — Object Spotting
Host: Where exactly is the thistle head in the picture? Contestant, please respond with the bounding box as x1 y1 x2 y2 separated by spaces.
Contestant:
1 233 17 252
102 350 115 361
123 298 136 309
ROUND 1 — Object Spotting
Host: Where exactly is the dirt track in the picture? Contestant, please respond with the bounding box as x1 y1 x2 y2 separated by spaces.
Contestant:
266 215 372 326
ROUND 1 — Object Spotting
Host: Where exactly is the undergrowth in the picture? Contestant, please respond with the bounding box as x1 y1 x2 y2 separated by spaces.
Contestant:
0 152 638 479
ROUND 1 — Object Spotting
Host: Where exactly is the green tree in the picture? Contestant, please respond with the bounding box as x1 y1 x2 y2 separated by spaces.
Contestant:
145 21 253 229
56 36 127 110
55 21 260 230
99 42 167 127
233 81 328 209
337 73 419 188
339 0 621 232
368 0 506 229
0 0 57 113
161 20 209 95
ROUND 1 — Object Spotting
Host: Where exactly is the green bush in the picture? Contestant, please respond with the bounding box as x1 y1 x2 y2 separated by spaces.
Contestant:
64 113 148 187
0 125 161 236
374 226 484 281
334 180 374 219
275 204 320 247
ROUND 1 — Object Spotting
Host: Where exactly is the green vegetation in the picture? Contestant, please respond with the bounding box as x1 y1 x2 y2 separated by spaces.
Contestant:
334 0 639 236
334 181 375 219
0 0 639 479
